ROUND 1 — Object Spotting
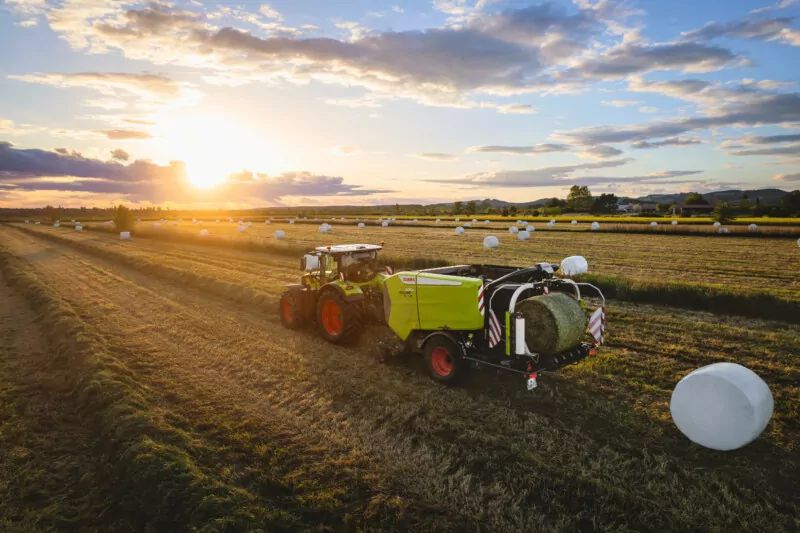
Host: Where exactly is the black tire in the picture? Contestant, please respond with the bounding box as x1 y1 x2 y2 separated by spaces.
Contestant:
424 335 465 384
316 290 362 344
279 290 306 329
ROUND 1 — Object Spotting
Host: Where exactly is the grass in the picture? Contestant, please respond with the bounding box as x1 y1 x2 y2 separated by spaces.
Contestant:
1 223 799 532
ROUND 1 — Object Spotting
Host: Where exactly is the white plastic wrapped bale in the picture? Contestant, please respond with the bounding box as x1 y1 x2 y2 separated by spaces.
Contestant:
571 220 577 225
172 221 178 226
455 218 460 222
749 224 758 231
550 219 556 224
136 218 141 222
275 230 286 240
464 222 471 228
472 218 478 223
483 235 499 249
35 221 40 225
358 222 365 228
713 221 721 227
528 225 535 232
199 229 209 237
522 221 529 226
560 256 588 276
546 221 555 227
382 221 389 227
718 228 729 234
591 222 600 230
319 224 330 233
413 218 418 223
516 220 523 225
672 220 678 225
247 222 253 227
289 220 295 225
435 219 440 223
238 225 246 232
455 226 465 234
518 230 530 241
75 225 82 231
265 220 270 225
509 226 519 234
484 220 491 225
650 221 658 227
152 222 160 228
24 220 29 223
404 220 411 225
120 232 131 240
797 238 800 248
670 362 773 451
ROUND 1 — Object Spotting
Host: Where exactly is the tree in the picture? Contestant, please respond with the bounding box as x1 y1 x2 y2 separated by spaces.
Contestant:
113 204 134 232
452 201 463 215
509 206 518 216
712 202 735 224
501 207 509 217
656 202 669 213
592 193 618 213
781 190 800 210
465 200 477 215
684 192 708 205
545 197 565 208
566 185 593 212
44 205 57 221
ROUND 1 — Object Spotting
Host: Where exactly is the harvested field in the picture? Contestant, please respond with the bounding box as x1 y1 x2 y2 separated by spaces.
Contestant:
1 223 798 532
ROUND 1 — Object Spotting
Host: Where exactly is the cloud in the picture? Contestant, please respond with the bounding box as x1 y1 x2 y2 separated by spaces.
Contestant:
681 16 797 44
95 129 154 140
578 145 624 159
0 141 389 203
391 6 404 14
497 104 536 114
727 133 800 145
639 106 659 113
467 143 571 154
602 99 638 107
729 143 800 157
751 0 799 14
9 72 201 109
426 158 634 186
332 145 360 156
110 148 130 161
412 152 458 161
774 172 800 181
258 4 281 20
631 137 702 149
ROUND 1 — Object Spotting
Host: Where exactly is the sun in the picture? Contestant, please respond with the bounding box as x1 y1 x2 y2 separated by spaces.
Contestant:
158 114 277 188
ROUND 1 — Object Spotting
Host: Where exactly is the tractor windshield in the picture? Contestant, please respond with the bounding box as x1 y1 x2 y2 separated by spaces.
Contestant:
339 251 378 282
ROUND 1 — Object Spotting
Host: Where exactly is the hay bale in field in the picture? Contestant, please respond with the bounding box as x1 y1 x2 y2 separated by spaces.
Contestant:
518 230 530 240
238 225 246 232
591 222 600 230
650 221 658 227
455 218 460 222
571 220 577 225
436 218 440 223
509 226 519 234
484 220 491 225
152 222 160 228
749 224 758 231
484 235 499 248
546 221 554 227
472 218 478 223
75 225 82 231
522 221 529 226
464 222 471 228
404 220 411 225
53 223 60 228
265 220 270 224
672 220 678 225
358 222 365 228
199 229 209 237
120 232 131 240
516 293 588 356
24 220 29 223
413 218 419 223
670 362 773 451
516 220 523 225
289 220 295 224
172 221 178 226
35 221 40 225
246 222 253 227
713 222 721 227
455 226 465 234
136 218 140 222
560 255 588 276
718 228 729 234
275 230 286 240
382 221 389 227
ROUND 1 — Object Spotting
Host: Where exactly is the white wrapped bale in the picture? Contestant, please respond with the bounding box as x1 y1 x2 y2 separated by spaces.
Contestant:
509 226 519 234
382 221 389 227
472 218 478 223
718 228 729 234
152 222 160 228
672 220 678 225
238 225 246 232
516 220 523 225
289 220 295 224
403 220 411 225
75 225 82 231
172 221 178 226
455 226 465 234
546 221 555 227
518 230 530 241
650 221 658 227
713 221 721 227
413 218 418 223
455 218 460 222
435 218 440 223
35 221 40 225
528 225 535 232
275 230 286 240
265 220 270 225
522 221 529 226
571 220 577 225
560 256 588 276
198 221 204 226
53 223 60 228
199 229 209 237
464 222 471 228
247 222 253 227
591 222 600 230
24 220 29 223
749 224 758 231
120 231 131 240
670 362 773 451
550 219 556 224
483 235 499 249
358 222 365 228
136 218 141 222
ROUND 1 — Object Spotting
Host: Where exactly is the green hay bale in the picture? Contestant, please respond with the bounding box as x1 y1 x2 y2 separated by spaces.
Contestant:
516 293 588 355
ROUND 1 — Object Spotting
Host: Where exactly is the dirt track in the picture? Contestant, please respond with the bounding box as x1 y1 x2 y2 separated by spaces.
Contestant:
1 224 798 532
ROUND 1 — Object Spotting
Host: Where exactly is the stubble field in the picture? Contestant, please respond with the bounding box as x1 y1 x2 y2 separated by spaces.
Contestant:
0 221 798 532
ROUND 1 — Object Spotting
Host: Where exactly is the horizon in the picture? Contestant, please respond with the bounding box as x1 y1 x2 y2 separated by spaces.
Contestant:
1 0 799 208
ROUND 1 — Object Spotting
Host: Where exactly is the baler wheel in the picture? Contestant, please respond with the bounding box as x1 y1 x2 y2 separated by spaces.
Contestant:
424 336 464 384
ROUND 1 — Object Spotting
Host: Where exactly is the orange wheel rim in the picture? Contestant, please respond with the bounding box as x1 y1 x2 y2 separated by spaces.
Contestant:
431 346 453 376
281 299 293 322
321 299 343 336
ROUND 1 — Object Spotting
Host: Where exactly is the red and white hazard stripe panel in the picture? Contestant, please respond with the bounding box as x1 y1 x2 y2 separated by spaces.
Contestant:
488 309 502 348
589 307 605 346
339 272 345 282
478 284 485 316
385 265 393 275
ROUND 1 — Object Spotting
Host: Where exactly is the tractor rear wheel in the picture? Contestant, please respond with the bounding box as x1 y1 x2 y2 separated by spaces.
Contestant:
424 336 465 384
316 290 362 344
279 290 306 329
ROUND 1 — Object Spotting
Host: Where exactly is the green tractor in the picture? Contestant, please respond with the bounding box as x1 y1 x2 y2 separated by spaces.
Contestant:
279 244 389 344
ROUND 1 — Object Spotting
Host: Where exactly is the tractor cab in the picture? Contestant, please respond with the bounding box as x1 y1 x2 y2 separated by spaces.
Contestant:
300 244 383 288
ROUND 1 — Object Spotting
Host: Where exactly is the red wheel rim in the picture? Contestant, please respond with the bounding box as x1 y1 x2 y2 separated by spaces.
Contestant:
430 346 453 376
281 298 293 322
321 299 343 336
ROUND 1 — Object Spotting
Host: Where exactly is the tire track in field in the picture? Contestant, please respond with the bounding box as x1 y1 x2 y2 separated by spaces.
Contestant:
4 226 798 532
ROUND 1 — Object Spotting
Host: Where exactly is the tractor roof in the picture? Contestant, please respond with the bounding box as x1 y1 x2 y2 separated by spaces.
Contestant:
314 244 382 255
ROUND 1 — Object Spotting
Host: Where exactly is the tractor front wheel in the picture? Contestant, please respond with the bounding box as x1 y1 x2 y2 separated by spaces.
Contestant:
424 336 465 384
279 290 306 329
316 290 361 344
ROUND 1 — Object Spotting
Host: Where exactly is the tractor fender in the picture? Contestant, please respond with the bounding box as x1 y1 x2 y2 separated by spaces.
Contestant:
420 331 464 358
321 282 365 303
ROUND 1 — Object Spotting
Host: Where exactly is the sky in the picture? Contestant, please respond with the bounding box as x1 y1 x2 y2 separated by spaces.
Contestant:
0 0 799 208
